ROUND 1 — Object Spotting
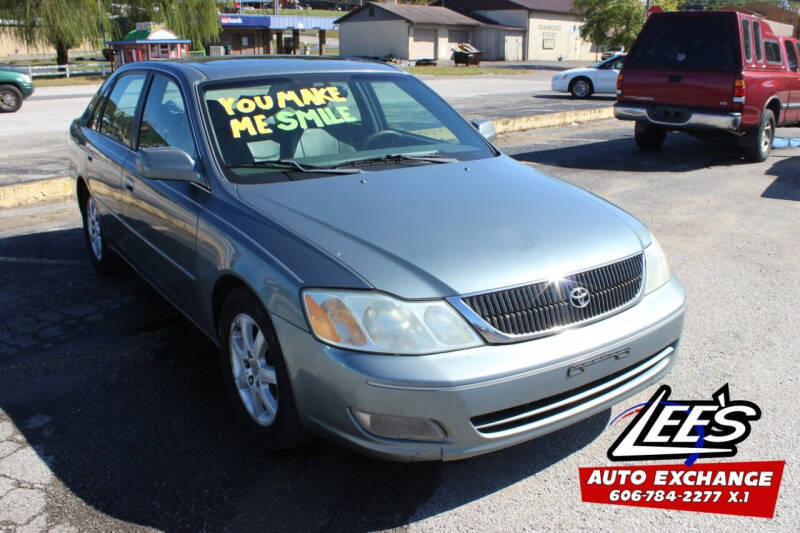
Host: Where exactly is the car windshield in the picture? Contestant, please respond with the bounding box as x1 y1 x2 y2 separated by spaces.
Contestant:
202 72 495 181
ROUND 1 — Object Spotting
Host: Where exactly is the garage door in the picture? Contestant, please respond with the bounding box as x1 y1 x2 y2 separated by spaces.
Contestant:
411 29 436 59
504 35 523 61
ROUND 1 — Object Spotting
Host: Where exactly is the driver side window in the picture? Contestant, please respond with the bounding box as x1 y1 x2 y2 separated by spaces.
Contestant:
138 75 197 160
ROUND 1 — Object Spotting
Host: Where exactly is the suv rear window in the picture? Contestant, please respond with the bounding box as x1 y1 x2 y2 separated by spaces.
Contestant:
627 14 739 72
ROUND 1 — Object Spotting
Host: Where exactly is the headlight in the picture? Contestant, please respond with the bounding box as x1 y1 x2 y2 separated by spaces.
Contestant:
644 236 670 294
302 290 482 354
22 74 32 83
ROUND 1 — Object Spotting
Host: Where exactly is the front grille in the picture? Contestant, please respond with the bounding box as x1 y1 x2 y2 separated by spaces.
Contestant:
461 253 643 338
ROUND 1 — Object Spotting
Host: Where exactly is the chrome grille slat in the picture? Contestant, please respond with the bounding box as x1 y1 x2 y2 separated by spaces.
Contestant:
460 254 644 339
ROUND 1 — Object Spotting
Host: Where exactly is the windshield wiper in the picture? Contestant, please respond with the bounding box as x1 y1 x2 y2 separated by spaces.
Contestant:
333 153 458 168
227 159 362 174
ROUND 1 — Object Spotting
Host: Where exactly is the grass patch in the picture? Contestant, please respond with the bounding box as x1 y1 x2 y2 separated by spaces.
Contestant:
34 75 106 87
406 66 527 76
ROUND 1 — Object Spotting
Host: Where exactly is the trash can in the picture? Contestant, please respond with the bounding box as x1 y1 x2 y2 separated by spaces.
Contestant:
452 43 483 66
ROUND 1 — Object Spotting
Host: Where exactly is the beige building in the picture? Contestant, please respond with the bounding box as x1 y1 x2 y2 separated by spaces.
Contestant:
336 3 526 61
436 0 597 61
0 31 97 60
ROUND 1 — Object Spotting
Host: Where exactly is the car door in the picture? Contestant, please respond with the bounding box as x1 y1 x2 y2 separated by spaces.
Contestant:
120 73 207 316
784 39 800 124
595 56 623 94
82 73 147 248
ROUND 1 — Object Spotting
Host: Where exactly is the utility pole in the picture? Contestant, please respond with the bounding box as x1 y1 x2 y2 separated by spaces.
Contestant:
274 0 279 15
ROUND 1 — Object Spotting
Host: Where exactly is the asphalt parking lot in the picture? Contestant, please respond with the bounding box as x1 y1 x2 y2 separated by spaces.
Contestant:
0 120 798 532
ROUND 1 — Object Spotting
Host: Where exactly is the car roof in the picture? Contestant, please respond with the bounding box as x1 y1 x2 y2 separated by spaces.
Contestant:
119 56 406 83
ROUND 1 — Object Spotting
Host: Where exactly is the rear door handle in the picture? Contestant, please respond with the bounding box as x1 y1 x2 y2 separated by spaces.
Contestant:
123 176 134 192
86 152 93 162
669 75 683 83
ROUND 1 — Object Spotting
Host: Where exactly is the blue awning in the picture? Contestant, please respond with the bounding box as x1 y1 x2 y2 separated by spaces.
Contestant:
219 13 338 30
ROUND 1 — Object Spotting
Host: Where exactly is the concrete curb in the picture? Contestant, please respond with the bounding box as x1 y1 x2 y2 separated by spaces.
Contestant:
0 177 75 209
0 107 614 209
493 106 615 135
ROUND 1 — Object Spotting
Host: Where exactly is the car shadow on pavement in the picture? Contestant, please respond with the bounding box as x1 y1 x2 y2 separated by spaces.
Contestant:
0 227 609 532
763 155 800 201
513 132 746 172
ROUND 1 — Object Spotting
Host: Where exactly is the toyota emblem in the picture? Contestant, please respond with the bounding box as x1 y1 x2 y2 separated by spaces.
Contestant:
569 286 590 309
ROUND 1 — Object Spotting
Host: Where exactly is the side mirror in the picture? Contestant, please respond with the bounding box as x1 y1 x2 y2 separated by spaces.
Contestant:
136 147 202 184
471 119 496 143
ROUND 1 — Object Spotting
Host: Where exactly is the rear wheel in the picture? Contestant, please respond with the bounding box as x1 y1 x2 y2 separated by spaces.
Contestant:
570 77 593 99
218 287 308 449
740 109 775 162
634 121 666 151
80 190 119 274
0 84 23 113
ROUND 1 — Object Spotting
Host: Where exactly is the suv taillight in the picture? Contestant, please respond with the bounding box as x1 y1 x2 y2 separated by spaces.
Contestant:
616 73 624 95
733 78 746 103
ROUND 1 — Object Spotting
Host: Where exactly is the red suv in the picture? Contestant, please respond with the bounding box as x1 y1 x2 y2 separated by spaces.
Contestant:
615 10 800 162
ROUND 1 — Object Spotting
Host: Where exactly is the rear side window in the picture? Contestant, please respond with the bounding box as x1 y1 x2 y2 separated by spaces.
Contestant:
784 41 798 72
138 75 197 159
753 21 763 62
765 40 782 65
742 19 752 62
796 42 800 63
99 74 146 147
627 15 738 71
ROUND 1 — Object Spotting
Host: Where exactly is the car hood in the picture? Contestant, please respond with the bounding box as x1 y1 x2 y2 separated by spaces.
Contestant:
236 155 647 299
559 67 596 77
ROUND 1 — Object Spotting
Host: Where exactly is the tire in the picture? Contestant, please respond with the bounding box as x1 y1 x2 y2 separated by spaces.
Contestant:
634 121 667 151
740 109 775 162
570 77 593 99
80 190 119 274
218 287 308 449
0 84 23 113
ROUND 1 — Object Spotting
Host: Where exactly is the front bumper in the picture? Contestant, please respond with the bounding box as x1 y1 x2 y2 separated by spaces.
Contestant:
21 82 34 98
273 275 685 461
551 76 569 92
615 104 741 132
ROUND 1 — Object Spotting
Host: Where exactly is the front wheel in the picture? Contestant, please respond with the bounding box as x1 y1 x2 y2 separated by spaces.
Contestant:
634 122 666 151
740 109 775 162
0 84 23 113
570 77 593 99
218 287 308 449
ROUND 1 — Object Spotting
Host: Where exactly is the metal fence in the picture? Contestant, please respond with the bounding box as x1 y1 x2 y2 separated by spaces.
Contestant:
11 62 112 79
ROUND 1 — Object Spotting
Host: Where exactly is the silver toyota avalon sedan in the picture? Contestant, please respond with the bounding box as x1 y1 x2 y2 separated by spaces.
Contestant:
68 57 685 461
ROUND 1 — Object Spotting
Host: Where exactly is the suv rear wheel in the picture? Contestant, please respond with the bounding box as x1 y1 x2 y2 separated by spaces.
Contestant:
0 84 23 113
740 109 775 162
634 122 666 151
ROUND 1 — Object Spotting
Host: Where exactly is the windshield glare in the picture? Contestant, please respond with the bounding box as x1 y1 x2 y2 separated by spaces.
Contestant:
202 73 494 179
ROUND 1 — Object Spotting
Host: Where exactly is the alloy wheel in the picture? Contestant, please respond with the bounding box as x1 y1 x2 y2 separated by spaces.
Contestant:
229 313 279 426
573 80 590 98
0 89 18 110
86 197 103 261
762 120 773 154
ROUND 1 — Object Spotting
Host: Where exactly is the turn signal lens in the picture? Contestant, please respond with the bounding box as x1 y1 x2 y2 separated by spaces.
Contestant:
304 293 367 346
733 78 746 99
616 73 624 91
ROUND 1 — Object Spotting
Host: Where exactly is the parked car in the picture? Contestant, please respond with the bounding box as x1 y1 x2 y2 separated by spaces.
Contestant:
601 45 625 60
0 65 34 112
551 54 625 98
69 57 685 460
616 10 800 162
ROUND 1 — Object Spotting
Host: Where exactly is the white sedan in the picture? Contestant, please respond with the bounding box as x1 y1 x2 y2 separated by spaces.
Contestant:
551 54 625 98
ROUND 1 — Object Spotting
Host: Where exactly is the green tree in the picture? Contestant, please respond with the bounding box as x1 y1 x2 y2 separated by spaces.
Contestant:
0 0 110 64
573 0 645 50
